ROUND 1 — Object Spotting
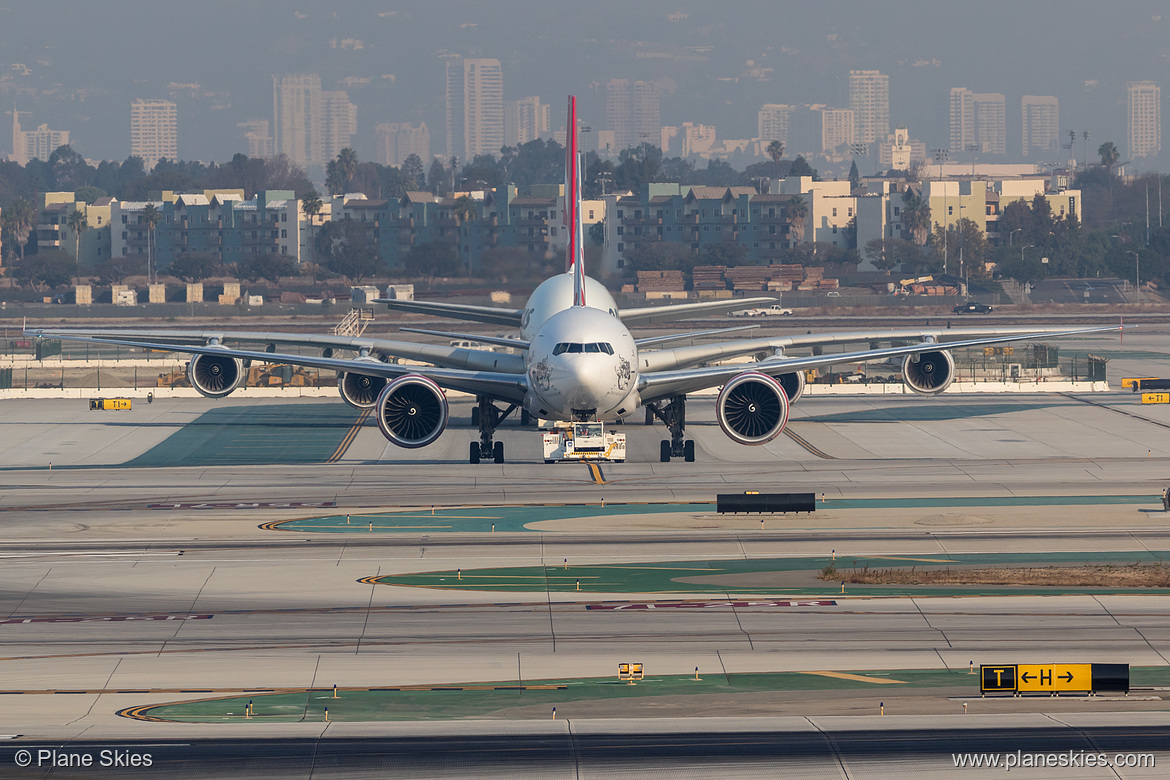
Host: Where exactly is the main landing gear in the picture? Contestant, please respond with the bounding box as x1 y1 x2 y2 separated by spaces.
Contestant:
469 396 517 464
645 395 695 463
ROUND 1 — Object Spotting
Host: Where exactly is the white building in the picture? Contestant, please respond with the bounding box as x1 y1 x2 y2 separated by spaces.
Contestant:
849 70 889 144
1127 81 1161 159
374 122 430 167
10 112 69 165
1021 96 1059 157
504 96 550 146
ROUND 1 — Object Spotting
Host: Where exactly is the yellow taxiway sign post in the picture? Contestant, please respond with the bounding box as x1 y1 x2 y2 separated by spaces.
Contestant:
1016 663 1092 694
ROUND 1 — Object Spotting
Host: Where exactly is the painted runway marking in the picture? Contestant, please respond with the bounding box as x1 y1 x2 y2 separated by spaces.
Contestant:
150 502 337 510
0 614 211 625
588 600 838 610
801 671 907 684
587 463 606 484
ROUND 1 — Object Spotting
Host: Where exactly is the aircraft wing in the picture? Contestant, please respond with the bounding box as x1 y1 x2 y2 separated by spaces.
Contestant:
28 333 529 403
617 297 778 325
27 327 526 373
637 325 1109 373
638 326 1117 403
374 298 524 328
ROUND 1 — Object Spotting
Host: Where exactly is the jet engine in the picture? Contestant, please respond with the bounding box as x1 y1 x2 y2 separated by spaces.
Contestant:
375 374 449 449
776 370 805 404
186 353 245 399
716 371 790 445
902 350 955 395
337 358 389 409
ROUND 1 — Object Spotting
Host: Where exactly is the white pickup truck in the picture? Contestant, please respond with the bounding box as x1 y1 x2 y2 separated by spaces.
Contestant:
731 304 794 317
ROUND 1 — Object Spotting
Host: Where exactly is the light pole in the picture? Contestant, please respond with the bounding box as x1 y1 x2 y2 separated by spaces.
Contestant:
1009 228 1022 246
1022 244 1035 280
1125 250 1139 302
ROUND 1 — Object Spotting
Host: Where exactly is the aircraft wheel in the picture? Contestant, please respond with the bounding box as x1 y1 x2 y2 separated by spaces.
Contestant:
645 409 654 425
469 442 481 464
660 441 671 462
471 406 480 426
493 441 505 464
520 409 531 426
684 440 696 463
544 459 554 464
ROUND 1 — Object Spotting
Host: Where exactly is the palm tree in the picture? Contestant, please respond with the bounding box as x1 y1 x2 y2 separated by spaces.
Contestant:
900 192 932 246
301 190 323 265
452 195 477 278
7 198 35 263
785 195 807 245
1098 141 1120 176
766 140 785 163
337 148 359 191
67 209 88 285
325 159 346 196
142 203 160 285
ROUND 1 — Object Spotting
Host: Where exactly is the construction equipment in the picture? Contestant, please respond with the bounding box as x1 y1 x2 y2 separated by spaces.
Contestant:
542 421 626 463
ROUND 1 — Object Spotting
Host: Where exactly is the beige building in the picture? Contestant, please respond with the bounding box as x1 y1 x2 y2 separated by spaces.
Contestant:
36 192 113 268
849 70 889 144
1127 81 1161 159
605 79 661 152
374 122 430 167
950 88 1006 155
237 120 273 159
1021 96 1059 157
11 111 69 165
273 74 323 170
504 97 550 146
445 58 504 160
130 99 178 168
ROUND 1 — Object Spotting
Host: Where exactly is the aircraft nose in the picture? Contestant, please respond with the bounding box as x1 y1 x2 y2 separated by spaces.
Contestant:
565 357 609 407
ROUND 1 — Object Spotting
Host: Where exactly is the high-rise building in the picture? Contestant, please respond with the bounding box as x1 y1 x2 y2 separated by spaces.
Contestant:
445 57 503 161
320 90 358 161
821 108 856 152
238 120 273 158
273 74 323 170
374 122 430 166
130 99 178 168
1127 81 1161 159
11 111 69 165
950 88 1005 155
848 70 889 144
505 97 550 146
605 79 661 152
1021 96 1059 157
757 104 792 146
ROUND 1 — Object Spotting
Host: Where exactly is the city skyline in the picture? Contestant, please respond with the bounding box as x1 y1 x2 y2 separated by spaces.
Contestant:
0 2 1167 173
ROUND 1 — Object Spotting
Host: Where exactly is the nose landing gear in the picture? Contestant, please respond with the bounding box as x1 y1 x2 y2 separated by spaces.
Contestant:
646 395 695 462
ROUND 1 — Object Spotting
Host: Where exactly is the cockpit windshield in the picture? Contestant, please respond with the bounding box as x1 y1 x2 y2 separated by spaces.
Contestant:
552 342 614 355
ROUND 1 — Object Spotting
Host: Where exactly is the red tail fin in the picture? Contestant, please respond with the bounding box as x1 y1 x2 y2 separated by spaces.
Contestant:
566 96 585 307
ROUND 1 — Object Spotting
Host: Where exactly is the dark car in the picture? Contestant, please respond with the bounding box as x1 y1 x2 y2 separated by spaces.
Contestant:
953 301 992 314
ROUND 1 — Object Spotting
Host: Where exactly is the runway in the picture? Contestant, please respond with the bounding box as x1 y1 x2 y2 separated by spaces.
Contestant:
3 377 1170 775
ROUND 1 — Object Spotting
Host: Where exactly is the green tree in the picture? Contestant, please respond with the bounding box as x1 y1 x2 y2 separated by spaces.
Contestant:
401 154 425 189
765 140 785 163
1098 141 1120 175
337 148 359 190
66 209 88 284
848 160 860 191
625 242 694 275
788 155 817 178
479 246 530 283
427 158 448 195
236 253 297 283
701 242 748 268
94 255 144 285
900 191 932 246
785 195 808 244
6 197 36 262
167 252 220 283
402 240 460 279
325 159 346 197
317 218 385 283
142 203 161 285
300 191 324 265
15 248 75 291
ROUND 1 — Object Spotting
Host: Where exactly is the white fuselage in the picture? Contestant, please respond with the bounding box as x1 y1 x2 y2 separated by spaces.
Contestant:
519 274 619 341
524 305 640 421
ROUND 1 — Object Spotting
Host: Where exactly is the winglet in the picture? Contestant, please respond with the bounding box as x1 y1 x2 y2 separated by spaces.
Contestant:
566 95 586 307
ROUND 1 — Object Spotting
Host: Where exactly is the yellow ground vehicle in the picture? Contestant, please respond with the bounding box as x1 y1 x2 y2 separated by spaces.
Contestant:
542 421 626 463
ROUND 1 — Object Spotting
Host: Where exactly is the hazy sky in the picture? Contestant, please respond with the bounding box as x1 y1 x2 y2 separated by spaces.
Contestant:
2 1 1167 167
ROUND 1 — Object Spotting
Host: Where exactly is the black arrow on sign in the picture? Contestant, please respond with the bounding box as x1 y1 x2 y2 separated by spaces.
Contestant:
1058 672 1074 682
1021 672 1035 682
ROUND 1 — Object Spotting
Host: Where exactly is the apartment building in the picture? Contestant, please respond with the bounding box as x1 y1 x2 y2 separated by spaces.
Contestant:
1021 96 1059 157
130 99 178 168
374 122 430 167
446 57 504 160
11 112 69 165
849 70 889 144
1127 80 1161 159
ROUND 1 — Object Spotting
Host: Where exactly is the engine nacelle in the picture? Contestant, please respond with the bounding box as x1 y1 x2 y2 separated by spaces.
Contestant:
186 353 245 399
776 370 805 404
902 349 955 395
375 374 449 449
337 358 389 409
716 371 791 446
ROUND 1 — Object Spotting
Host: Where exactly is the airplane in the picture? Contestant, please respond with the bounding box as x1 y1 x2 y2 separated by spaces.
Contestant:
28 96 1118 464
